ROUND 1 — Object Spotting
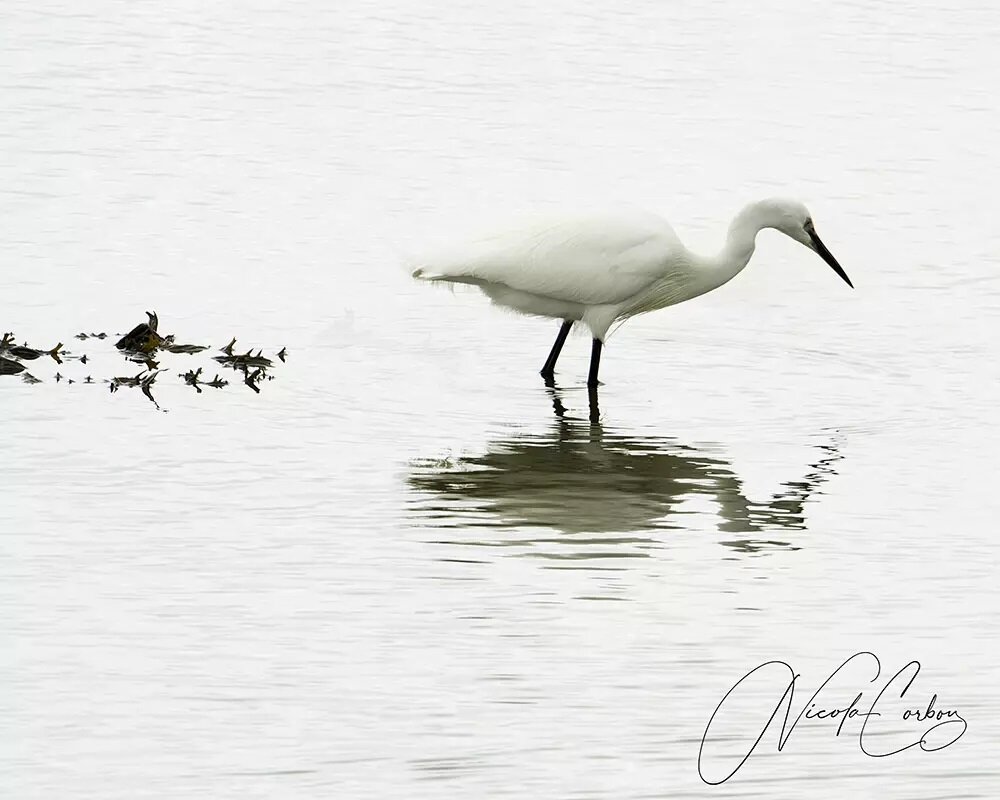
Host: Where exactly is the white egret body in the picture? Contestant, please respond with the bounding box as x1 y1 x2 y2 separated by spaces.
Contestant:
412 198 852 386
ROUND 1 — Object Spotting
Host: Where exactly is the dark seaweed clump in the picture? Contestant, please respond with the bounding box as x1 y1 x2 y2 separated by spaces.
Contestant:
1 331 63 379
3 312 287 411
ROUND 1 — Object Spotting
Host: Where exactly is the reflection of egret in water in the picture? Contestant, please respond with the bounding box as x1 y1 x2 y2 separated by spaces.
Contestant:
408 386 844 557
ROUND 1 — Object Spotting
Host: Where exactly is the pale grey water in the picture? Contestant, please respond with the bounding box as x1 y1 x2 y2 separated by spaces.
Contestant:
2 1 999 797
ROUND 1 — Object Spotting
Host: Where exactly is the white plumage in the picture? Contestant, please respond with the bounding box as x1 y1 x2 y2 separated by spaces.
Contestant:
416 212 682 304
412 198 852 387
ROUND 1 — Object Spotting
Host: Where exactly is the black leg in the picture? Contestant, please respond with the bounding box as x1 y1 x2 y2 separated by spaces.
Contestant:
587 338 602 388
540 319 573 379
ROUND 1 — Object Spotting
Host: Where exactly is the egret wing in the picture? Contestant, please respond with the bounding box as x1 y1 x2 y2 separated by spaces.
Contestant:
417 212 683 305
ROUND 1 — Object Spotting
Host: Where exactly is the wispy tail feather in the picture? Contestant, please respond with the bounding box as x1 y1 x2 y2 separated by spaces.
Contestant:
411 268 485 287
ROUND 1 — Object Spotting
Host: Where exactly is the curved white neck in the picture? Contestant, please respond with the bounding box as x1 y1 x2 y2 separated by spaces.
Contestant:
698 201 771 288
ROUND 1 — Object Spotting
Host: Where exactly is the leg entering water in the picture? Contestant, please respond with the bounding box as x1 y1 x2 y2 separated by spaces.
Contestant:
587 338 602 388
540 319 573 379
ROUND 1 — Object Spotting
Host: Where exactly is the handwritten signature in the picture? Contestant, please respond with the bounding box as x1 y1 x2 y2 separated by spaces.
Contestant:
698 652 967 785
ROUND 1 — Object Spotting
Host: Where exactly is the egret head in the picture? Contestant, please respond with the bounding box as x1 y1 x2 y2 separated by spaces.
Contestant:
761 198 853 288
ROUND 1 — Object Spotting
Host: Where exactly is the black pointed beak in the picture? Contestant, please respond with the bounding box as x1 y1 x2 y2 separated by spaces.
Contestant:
809 231 853 288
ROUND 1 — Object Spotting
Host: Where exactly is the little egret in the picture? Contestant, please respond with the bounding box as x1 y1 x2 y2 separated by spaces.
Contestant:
412 198 853 386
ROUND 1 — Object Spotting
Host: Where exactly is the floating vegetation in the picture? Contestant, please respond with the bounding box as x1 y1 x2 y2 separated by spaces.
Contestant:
163 342 210 354
2 332 63 364
116 312 210 362
109 370 147 390
181 367 228 393
1 355 26 375
139 370 161 408
214 337 274 369
115 311 164 353
8 343 63 362
3 311 287 411
108 368 165 409
244 367 264 394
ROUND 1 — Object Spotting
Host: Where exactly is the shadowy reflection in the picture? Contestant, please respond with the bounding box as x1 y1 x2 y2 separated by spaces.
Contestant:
408 385 844 555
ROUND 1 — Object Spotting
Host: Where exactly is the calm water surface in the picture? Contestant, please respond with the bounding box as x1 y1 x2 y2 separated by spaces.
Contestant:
3 1 999 797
